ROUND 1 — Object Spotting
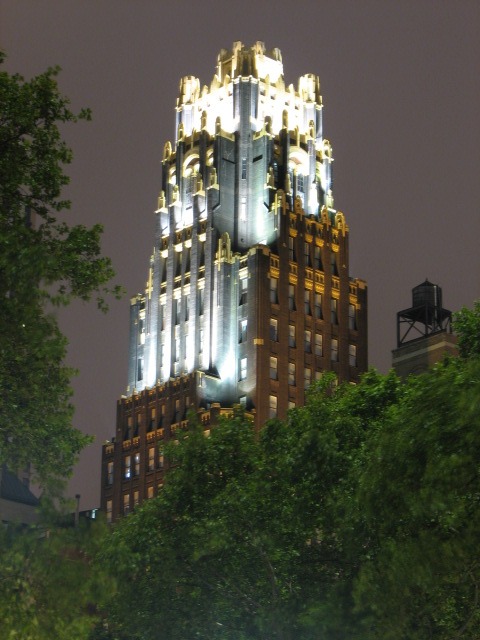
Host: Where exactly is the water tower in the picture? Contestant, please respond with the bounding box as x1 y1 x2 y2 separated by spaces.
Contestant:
392 280 457 377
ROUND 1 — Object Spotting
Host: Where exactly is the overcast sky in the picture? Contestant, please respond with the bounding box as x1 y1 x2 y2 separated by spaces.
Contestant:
1 1 479 509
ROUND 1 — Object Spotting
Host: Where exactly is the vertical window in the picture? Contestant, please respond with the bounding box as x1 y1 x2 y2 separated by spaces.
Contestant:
297 172 304 193
269 395 277 418
184 296 189 322
314 292 322 319
289 324 296 348
304 242 311 266
270 278 279 304
176 250 183 277
240 357 247 381
239 396 247 407
106 500 113 524
174 337 180 363
241 157 247 180
304 289 311 315
239 278 248 305
331 253 338 276
304 330 312 353
137 358 144 382
314 246 322 270
288 284 296 311
148 447 155 472
124 456 131 479
349 304 357 330
304 367 312 389
174 399 181 423
198 288 204 315
288 401 296 410
270 357 278 380
138 318 145 345
239 319 247 343
315 333 323 357
107 461 114 486
123 494 130 515
349 344 357 367
159 304 165 330
147 486 154 499
158 452 164 468
149 408 156 432
199 329 204 353
174 298 180 325
133 490 139 508
288 362 296 386
270 318 278 341
134 452 140 476
331 298 338 324
288 236 296 261
331 338 339 362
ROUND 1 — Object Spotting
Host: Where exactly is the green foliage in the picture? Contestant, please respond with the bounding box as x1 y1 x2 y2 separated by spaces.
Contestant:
453 300 480 358
99 343 480 639
0 518 114 640
0 54 121 486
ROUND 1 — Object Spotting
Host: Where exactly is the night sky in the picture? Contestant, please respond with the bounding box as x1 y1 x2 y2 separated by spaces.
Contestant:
1 1 479 509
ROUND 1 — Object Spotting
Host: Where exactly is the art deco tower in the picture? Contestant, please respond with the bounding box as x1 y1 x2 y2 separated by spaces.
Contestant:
102 42 367 521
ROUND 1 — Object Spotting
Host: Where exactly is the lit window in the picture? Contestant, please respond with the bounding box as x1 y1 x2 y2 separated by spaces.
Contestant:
134 452 140 476
331 338 339 362
159 452 164 468
239 319 247 343
124 456 131 479
149 408 156 432
148 447 155 472
270 278 279 304
304 330 312 353
314 292 322 319
304 289 311 315
174 399 181 423
239 278 248 305
270 356 278 380
269 395 277 418
304 367 312 389
174 337 180 362
107 461 114 486
138 318 145 345
289 284 296 311
123 494 130 515
331 298 338 324
106 500 112 524
270 318 278 341
199 329 204 354
315 333 323 356
240 357 247 381
288 362 296 386
288 401 296 410
147 486 154 499
241 157 247 180
349 344 357 367
349 304 357 330
133 490 139 508
239 396 247 407
289 324 296 348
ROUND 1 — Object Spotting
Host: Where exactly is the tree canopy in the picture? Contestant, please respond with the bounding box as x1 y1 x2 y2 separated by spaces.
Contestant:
100 308 480 639
0 54 120 488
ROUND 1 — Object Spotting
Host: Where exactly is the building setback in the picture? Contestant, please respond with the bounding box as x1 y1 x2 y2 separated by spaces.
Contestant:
101 42 367 522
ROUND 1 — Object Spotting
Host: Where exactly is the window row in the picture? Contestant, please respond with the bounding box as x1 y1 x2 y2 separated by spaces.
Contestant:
116 448 165 482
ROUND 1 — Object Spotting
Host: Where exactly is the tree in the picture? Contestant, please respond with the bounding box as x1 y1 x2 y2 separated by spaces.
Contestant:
0 518 113 640
99 373 401 640
0 54 121 488
453 300 480 358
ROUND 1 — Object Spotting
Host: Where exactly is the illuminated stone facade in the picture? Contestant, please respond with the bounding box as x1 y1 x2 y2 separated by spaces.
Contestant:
101 42 367 521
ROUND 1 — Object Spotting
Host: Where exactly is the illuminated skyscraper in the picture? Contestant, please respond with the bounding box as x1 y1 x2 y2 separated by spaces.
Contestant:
101 42 367 521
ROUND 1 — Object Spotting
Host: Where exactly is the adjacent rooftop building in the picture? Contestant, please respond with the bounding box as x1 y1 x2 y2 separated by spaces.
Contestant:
101 42 368 522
